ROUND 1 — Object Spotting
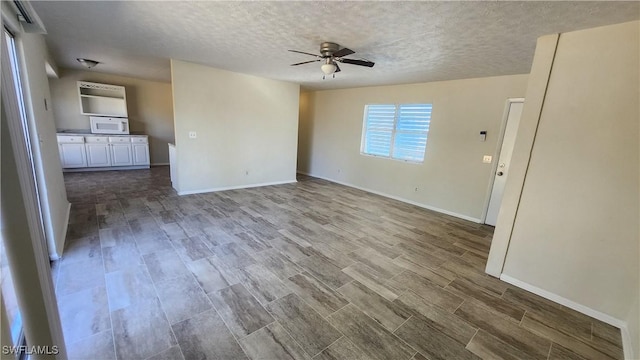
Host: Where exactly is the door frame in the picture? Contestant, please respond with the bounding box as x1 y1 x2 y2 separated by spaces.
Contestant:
1 16 67 359
480 98 525 224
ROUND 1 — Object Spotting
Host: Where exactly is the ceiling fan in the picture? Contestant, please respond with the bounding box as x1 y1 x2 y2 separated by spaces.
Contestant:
289 42 375 78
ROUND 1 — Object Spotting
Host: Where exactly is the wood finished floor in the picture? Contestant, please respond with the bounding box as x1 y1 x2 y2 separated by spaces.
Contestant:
52 167 623 360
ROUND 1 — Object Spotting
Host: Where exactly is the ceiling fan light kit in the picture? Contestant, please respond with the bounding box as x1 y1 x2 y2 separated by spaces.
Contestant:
289 42 374 79
321 63 337 74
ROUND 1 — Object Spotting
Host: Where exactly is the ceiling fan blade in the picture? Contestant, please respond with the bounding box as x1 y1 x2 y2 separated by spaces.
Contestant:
334 62 341 73
290 59 321 66
333 47 355 58
339 58 375 67
288 49 321 58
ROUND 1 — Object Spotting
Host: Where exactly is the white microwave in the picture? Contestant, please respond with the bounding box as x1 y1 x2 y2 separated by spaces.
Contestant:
90 116 129 134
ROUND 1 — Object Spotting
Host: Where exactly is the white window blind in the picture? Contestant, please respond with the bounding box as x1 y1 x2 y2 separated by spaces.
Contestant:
361 103 432 162
362 105 396 157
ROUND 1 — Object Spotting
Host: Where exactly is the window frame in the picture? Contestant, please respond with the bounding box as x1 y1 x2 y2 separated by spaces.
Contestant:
360 103 432 163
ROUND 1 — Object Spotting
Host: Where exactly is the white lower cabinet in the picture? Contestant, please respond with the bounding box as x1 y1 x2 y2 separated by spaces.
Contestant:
86 143 112 167
132 143 150 165
57 134 149 171
59 143 87 168
109 136 133 166
58 135 87 168
85 136 111 167
110 144 134 166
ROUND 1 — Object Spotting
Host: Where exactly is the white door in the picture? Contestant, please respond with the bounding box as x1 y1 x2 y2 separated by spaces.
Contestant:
86 143 111 167
110 144 133 166
485 100 524 226
59 143 88 168
132 143 150 165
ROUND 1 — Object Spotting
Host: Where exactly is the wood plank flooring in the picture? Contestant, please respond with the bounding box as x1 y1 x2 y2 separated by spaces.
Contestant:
52 167 623 360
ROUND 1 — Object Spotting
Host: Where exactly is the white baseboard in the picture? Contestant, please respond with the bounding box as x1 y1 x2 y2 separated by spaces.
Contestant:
499 274 625 327
63 165 150 172
296 171 481 223
621 325 634 360
500 274 636 359
177 179 297 196
50 201 71 261
151 162 169 166
499 274 635 359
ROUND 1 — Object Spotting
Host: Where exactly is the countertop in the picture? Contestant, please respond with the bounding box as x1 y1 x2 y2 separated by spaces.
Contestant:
57 130 147 137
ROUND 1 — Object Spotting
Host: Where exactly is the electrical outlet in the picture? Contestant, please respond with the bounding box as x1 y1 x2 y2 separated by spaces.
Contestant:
483 155 492 163
189 131 197 139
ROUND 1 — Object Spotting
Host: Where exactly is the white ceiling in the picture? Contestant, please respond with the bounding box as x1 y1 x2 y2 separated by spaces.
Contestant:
33 1 639 90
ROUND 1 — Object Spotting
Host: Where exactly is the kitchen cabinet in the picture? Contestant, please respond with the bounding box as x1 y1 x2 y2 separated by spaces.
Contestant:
58 135 87 168
109 137 133 166
78 81 128 117
132 139 150 166
56 134 149 171
59 143 87 168
85 136 111 167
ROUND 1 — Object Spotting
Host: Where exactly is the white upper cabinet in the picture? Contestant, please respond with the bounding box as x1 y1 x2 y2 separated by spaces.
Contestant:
78 81 128 117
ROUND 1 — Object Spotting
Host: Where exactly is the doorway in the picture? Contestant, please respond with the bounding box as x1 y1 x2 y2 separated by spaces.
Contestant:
484 98 524 226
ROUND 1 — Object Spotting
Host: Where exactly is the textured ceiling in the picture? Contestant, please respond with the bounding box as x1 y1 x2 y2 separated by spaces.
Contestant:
33 1 639 90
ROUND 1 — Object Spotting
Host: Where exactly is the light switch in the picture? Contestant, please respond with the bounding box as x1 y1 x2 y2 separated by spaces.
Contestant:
483 155 492 163
189 131 197 139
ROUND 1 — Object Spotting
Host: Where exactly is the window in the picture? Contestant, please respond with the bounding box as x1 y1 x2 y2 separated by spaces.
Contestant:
361 103 432 162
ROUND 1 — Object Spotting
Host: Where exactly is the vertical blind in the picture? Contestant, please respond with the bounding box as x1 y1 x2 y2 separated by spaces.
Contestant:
362 104 432 162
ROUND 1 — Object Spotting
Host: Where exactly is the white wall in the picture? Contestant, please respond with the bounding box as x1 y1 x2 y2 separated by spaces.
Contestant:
485 34 559 277
48 70 174 164
18 33 70 259
171 60 300 194
298 75 528 221
492 21 639 357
